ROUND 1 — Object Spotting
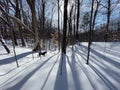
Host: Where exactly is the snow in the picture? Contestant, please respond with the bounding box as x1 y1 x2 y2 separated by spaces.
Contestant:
0 42 120 90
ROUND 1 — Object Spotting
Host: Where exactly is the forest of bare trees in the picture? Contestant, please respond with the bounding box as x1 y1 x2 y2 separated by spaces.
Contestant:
0 0 120 65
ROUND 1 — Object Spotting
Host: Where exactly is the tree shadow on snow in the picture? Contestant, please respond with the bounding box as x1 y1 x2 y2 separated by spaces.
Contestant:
3 54 58 90
68 48 102 90
0 53 9 55
67 51 84 90
74 44 120 90
91 43 120 58
77 44 120 69
89 54 120 83
41 54 60 90
0 51 33 65
89 64 118 90
54 53 68 90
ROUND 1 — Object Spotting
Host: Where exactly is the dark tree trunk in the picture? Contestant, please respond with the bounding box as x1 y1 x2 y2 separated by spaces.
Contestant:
12 30 18 46
26 0 40 51
58 0 61 51
91 0 100 43
86 0 94 64
73 6 76 45
68 5 73 44
6 0 18 46
42 0 46 50
15 0 26 46
62 0 68 54
105 0 111 42
76 0 80 41
0 35 10 53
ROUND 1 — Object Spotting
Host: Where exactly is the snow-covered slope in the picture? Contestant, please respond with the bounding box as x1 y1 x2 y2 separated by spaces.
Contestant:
0 42 120 90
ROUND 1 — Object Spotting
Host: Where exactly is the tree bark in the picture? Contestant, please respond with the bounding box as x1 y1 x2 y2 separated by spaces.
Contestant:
68 5 73 44
15 0 26 46
91 0 100 43
86 0 94 64
0 35 10 53
26 0 40 51
58 0 61 51
76 0 80 41
62 0 68 54
105 0 111 42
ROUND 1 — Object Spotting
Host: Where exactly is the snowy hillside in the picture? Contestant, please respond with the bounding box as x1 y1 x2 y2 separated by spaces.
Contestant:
0 42 120 90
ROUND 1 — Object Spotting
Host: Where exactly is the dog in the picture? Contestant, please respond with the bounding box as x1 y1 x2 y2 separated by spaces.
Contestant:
38 51 47 56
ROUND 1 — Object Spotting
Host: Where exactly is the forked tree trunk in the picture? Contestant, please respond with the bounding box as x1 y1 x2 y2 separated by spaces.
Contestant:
26 0 40 51
86 0 94 64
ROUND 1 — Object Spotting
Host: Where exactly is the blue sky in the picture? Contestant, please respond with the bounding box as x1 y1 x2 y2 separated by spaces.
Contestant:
21 0 120 28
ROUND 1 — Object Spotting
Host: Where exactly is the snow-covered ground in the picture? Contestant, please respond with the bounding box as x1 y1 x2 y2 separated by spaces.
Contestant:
0 42 120 90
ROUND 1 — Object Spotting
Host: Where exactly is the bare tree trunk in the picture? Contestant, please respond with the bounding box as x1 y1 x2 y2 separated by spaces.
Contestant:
86 0 94 64
76 0 80 41
92 0 100 30
68 5 73 44
11 25 19 67
62 0 68 54
91 0 101 43
105 0 111 42
49 5 54 50
86 0 100 64
0 14 18 67
42 0 45 32
5 0 18 46
15 0 26 47
41 0 46 50
73 5 77 46
26 0 40 51
0 35 10 53
58 0 61 51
